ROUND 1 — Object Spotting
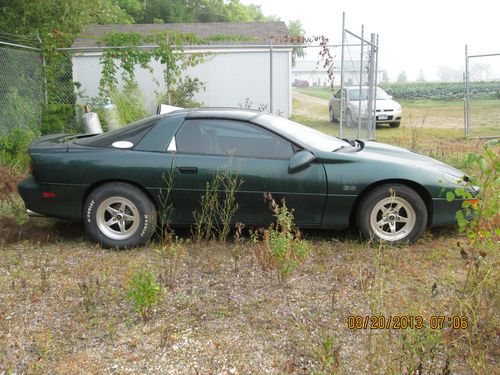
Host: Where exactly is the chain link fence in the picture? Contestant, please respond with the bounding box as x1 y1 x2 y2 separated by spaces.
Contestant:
0 45 44 137
465 48 500 138
0 37 377 143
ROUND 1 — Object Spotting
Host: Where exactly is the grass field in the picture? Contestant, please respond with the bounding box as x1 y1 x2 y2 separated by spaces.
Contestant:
0 96 498 374
295 87 500 137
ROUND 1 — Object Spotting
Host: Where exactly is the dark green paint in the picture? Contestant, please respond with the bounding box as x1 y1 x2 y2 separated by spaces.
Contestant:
18 109 469 230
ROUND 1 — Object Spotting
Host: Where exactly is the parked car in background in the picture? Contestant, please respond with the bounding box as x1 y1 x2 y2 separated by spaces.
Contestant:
329 86 402 128
292 79 310 88
18 108 475 249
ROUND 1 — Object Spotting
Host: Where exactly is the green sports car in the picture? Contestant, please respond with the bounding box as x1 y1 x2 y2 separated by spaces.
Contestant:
18 108 476 248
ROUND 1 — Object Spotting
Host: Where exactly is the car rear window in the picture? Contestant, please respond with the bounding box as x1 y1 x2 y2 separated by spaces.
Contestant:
75 116 161 148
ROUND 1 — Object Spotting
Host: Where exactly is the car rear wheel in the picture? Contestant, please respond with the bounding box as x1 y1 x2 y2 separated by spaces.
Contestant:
356 184 427 244
83 182 157 249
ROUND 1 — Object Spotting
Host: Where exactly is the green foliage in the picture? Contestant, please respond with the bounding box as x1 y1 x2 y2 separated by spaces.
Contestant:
161 77 205 108
41 104 78 135
446 141 499 250
193 163 243 242
0 88 40 134
110 80 148 125
98 30 204 98
156 232 186 287
264 198 311 282
445 141 499 371
288 19 305 66
395 328 446 374
126 270 161 320
0 127 36 170
381 81 500 100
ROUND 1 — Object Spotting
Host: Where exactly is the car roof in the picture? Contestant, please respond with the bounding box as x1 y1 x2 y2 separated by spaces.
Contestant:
185 107 263 121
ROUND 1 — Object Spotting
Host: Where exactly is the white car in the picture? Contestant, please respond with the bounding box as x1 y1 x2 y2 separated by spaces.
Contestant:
329 87 402 128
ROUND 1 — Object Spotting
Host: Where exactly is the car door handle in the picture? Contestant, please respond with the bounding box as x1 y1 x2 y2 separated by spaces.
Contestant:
176 166 198 174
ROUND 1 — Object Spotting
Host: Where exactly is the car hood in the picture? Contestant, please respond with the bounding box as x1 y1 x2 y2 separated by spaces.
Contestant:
349 99 400 111
375 98 400 110
359 141 464 178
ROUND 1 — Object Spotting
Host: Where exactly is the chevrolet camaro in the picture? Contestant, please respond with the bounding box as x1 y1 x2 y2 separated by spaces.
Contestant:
18 108 474 248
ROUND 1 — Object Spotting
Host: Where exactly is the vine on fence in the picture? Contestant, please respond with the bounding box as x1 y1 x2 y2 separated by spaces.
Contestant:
98 31 205 98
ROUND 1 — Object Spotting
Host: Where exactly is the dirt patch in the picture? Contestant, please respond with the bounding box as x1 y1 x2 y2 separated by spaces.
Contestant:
292 91 329 122
0 217 84 246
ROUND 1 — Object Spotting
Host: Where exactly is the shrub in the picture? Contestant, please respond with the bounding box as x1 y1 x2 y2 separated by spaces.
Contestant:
159 76 205 108
41 103 78 135
193 163 243 242
110 80 148 125
126 270 161 320
0 127 36 171
260 195 311 282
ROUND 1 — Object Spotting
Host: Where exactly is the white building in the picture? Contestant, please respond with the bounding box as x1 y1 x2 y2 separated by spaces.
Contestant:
71 22 293 117
293 60 383 87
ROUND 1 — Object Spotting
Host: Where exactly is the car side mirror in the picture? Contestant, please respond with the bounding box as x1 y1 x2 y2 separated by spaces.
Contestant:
289 150 316 174
388 95 393 99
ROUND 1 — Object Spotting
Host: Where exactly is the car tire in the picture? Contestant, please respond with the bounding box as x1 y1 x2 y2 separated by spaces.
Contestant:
356 184 427 244
389 121 401 128
83 182 157 249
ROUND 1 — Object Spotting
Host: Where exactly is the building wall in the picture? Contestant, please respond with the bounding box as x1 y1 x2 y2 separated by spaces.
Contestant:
72 49 292 118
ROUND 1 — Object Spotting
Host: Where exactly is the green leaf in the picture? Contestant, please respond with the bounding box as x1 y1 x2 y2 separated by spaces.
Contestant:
446 191 455 202
478 157 488 172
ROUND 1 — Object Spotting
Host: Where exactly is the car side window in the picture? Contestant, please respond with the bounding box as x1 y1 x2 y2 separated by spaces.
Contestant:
175 119 294 159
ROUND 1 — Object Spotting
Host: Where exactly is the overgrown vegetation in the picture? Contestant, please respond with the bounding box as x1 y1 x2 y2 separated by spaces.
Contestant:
109 80 148 125
257 195 310 282
126 269 161 320
0 133 498 372
193 162 243 242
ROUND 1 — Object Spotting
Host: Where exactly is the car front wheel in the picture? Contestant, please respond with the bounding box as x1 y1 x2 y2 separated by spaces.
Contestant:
356 184 427 244
83 182 157 249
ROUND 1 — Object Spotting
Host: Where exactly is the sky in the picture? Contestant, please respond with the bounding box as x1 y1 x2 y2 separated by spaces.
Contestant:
241 0 500 81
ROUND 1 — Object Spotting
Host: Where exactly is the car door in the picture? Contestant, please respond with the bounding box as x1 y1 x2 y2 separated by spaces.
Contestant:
171 118 328 227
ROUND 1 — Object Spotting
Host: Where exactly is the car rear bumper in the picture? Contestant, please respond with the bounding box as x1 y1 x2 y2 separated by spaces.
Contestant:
17 176 86 221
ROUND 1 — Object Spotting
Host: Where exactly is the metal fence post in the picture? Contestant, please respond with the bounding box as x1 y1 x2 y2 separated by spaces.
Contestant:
373 34 379 140
366 33 376 140
269 37 274 114
464 45 470 137
357 25 364 139
42 55 49 105
339 12 346 138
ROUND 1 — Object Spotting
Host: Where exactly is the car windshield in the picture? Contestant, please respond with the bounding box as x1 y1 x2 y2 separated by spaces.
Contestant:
257 114 351 152
348 87 391 101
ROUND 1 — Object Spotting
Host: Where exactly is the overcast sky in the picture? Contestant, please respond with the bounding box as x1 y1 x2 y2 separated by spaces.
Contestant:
241 0 500 81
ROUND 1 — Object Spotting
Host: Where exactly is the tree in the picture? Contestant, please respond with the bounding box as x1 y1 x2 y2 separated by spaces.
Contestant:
380 70 390 83
435 65 461 82
287 19 305 67
0 0 132 48
417 69 425 82
396 71 408 83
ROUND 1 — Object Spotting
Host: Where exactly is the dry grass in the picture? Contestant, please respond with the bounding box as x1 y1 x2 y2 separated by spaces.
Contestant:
0 224 498 374
0 99 498 374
